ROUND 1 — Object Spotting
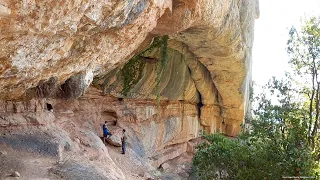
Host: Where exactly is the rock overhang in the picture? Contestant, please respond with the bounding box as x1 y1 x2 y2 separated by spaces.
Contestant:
0 0 259 136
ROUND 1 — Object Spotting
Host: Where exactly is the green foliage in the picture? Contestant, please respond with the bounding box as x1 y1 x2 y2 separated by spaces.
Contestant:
155 35 169 105
287 17 320 76
193 78 319 179
287 17 320 143
286 16 320 172
120 35 169 97
250 77 317 177
142 36 168 56
193 133 257 180
121 56 145 96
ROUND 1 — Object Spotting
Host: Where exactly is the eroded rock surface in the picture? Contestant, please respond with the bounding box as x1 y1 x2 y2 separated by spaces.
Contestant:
0 88 200 179
0 0 259 136
0 97 125 179
0 0 259 179
0 0 171 99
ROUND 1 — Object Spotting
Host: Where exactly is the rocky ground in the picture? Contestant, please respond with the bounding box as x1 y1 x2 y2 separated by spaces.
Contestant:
0 133 194 180
0 143 61 180
0 88 204 180
0 106 195 180
107 142 194 180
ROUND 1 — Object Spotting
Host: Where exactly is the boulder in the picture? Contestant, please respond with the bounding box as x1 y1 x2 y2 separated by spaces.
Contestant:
11 171 20 177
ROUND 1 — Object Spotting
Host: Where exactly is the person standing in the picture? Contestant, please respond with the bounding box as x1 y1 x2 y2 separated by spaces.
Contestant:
121 129 127 154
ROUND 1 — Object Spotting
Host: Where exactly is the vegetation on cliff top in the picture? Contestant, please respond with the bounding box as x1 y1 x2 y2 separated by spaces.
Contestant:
192 17 320 179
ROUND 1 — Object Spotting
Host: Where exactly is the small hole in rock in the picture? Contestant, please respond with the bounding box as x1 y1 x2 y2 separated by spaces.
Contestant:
46 103 53 112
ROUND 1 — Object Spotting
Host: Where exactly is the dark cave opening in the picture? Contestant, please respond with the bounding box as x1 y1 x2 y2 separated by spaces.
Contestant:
197 93 203 119
46 103 53 112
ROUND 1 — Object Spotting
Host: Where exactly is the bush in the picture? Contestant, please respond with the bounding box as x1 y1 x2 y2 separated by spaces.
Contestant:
192 132 317 180
192 78 319 179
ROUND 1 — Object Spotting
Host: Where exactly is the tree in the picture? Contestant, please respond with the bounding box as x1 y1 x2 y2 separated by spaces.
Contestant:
287 17 320 147
192 77 318 179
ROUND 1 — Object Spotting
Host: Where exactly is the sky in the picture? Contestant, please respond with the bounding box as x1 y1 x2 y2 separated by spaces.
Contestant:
252 0 320 86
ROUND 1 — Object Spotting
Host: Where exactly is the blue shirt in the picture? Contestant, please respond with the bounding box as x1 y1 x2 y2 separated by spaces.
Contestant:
103 124 109 134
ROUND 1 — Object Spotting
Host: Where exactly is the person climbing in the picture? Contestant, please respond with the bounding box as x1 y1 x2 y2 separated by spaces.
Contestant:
121 129 127 154
103 121 112 138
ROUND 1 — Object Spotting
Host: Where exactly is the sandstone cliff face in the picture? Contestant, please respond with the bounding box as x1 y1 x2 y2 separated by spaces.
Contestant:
0 0 259 178
0 88 200 179
0 0 171 98
0 0 259 136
